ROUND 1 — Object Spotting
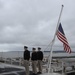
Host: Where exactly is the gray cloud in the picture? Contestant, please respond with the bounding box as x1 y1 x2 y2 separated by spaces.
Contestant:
0 0 75 51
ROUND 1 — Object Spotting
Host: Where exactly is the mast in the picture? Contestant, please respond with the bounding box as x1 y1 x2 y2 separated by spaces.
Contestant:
48 5 64 73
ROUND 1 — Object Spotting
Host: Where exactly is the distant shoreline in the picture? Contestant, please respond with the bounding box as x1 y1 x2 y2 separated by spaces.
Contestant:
1 50 75 53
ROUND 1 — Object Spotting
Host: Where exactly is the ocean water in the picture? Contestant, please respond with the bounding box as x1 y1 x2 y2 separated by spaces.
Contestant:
0 51 75 58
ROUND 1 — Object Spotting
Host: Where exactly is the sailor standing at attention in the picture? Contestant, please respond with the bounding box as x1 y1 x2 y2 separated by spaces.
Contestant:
23 46 30 75
31 48 37 75
37 47 43 74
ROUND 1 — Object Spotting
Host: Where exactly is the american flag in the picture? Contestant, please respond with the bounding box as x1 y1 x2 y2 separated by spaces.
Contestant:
56 23 71 53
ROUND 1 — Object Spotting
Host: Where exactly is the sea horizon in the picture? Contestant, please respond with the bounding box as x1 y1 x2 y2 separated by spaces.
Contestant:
0 50 75 58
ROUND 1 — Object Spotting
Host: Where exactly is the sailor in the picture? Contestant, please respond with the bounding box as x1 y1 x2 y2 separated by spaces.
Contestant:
31 48 37 75
23 46 30 75
37 47 43 74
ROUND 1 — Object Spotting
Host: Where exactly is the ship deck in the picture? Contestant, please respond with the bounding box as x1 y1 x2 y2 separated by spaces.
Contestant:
0 63 33 75
0 58 75 75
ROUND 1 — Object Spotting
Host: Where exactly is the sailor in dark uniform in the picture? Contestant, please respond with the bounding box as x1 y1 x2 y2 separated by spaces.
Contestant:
31 48 37 75
37 47 43 74
23 46 30 75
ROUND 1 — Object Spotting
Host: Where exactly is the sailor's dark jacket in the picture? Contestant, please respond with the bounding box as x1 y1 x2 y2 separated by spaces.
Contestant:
24 50 30 60
31 52 37 61
37 51 43 60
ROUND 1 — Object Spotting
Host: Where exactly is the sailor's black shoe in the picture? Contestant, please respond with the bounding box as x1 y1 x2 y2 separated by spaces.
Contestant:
33 73 37 75
37 72 42 74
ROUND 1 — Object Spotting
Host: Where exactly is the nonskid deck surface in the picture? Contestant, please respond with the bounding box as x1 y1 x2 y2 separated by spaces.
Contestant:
0 66 75 75
0 67 33 75
0 63 33 75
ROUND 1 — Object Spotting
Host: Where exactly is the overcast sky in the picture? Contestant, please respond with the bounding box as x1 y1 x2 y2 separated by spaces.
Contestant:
0 0 75 52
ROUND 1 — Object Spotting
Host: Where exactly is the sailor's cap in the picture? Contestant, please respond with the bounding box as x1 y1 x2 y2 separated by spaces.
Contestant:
32 47 36 50
38 47 41 49
24 46 28 48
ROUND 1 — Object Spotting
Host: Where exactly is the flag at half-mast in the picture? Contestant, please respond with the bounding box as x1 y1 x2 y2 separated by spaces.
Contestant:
56 23 71 53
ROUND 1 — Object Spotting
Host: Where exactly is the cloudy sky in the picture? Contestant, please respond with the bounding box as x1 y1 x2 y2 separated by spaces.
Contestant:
0 0 75 52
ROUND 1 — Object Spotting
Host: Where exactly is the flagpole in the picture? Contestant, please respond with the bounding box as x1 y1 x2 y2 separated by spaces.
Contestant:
48 5 64 73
